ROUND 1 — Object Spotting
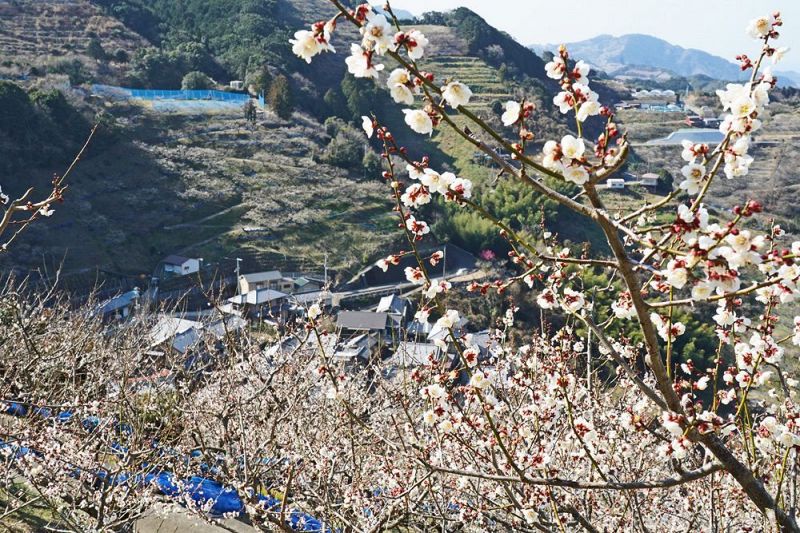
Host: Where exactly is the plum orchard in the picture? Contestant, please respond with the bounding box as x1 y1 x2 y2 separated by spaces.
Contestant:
293 4 800 531
0 5 798 533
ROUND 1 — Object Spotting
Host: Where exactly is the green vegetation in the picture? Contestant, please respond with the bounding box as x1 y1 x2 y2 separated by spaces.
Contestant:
267 74 293 119
0 81 91 176
181 70 215 90
130 43 222 89
93 0 294 79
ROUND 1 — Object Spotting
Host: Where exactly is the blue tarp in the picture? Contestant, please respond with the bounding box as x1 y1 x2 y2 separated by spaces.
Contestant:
1 402 328 531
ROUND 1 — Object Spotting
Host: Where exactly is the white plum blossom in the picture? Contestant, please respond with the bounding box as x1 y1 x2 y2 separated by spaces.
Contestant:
553 91 573 114
772 46 790 64
448 177 473 199
361 116 374 138
576 99 601 122
611 293 637 320
692 283 714 301
421 383 447 400
400 183 431 208
651 313 686 341
501 101 521 126
345 43 384 78
420 169 455 195
289 28 334 63
403 109 434 135
406 164 424 180
307 303 322 320
387 68 411 87
404 29 429 59
663 259 689 289
405 266 425 284
389 83 415 105
405 215 430 237
573 60 590 82
560 135 585 160
442 82 473 108
679 163 705 195
542 140 564 172
563 165 589 185
562 287 586 313
387 68 415 104
537 288 557 309
469 372 490 390
425 280 451 299
544 56 566 79
746 15 775 39
361 12 393 54
435 309 460 330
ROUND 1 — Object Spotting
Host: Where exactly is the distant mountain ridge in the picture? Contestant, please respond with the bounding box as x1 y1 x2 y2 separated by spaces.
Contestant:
530 34 749 82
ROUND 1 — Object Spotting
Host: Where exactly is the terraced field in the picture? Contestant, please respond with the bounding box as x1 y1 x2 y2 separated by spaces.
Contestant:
0 0 147 81
424 55 513 109
4 103 398 284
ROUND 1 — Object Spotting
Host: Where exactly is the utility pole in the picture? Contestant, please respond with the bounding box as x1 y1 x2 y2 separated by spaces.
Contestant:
324 252 329 287
235 258 242 294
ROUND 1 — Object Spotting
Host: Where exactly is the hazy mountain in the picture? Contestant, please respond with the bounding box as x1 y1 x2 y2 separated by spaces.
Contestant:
374 5 415 20
530 34 749 81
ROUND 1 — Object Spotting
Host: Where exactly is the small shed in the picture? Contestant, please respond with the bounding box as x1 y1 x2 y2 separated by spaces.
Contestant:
640 173 660 187
607 178 626 190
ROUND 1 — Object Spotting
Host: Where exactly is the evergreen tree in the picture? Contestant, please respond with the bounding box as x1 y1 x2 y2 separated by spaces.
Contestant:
267 75 293 119
243 100 257 125
87 38 107 61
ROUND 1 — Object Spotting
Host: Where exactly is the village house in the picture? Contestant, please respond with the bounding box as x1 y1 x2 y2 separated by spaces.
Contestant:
94 288 139 322
160 255 202 277
376 294 413 324
238 271 324 295
332 334 378 367
336 311 402 340
227 288 290 322
238 271 293 294
148 316 204 355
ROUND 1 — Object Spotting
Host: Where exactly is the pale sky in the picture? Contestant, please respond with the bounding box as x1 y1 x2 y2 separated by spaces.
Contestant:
393 0 800 72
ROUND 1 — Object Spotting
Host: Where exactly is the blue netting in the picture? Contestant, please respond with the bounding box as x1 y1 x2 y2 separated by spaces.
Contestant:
92 85 251 102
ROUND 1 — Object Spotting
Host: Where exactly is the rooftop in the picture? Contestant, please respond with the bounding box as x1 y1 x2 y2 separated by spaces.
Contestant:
646 128 725 146
240 271 283 283
337 311 392 331
376 294 410 314
162 254 193 266
391 342 442 367
149 316 203 347
228 289 288 305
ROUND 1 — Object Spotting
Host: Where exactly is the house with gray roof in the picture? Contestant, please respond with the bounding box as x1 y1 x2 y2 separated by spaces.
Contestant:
238 271 294 294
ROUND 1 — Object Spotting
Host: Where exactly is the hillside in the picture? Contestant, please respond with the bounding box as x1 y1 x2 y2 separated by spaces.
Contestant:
0 0 584 282
2 100 397 281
